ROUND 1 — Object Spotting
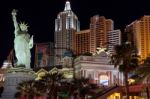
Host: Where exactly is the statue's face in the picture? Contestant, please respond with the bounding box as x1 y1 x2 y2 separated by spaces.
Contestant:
19 23 28 32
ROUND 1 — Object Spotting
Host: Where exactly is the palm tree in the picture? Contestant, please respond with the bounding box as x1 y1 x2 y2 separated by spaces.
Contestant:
111 42 139 99
73 77 90 99
15 80 36 99
15 80 47 99
33 80 47 97
57 81 74 98
136 56 150 99
41 71 64 99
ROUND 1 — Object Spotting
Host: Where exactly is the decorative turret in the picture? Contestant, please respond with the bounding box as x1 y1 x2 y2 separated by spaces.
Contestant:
64 1 71 11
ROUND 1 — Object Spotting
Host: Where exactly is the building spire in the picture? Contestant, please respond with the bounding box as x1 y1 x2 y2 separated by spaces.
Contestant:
64 1 71 11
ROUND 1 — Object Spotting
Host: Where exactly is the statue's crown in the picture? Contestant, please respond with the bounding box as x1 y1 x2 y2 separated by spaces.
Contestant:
19 22 29 31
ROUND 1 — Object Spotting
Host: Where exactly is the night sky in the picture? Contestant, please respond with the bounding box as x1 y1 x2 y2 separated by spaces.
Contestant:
0 0 150 66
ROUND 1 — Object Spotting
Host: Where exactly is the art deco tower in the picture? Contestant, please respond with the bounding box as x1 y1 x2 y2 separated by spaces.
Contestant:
55 1 80 65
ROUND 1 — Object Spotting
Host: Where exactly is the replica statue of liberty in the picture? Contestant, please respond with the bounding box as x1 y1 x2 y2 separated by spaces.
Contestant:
11 9 33 68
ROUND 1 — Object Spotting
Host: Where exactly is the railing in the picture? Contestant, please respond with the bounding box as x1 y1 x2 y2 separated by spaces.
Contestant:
93 85 119 98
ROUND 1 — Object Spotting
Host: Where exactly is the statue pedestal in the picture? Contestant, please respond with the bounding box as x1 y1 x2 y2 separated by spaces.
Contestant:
1 67 35 99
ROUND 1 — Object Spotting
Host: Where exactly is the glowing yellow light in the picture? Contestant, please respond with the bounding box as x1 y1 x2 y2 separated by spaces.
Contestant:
128 78 135 84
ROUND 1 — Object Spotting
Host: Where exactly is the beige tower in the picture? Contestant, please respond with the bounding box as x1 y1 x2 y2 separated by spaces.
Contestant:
90 15 114 53
125 15 150 60
75 29 90 55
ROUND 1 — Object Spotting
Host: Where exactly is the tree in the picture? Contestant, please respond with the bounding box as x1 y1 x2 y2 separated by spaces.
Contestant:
15 80 35 99
15 80 47 99
111 43 139 99
73 77 90 99
40 71 64 99
33 80 47 97
136 56 150 99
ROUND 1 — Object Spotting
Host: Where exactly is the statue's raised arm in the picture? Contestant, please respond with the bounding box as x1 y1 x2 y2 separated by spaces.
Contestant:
11 9 20 36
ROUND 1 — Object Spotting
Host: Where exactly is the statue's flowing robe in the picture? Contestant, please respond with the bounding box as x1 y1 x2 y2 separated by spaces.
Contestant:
14 31 31 68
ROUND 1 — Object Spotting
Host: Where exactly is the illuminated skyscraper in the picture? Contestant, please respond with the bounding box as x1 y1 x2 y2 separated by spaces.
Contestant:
107 29 121 54
55 1 80 65
75 29 90 55
125 15 150 60
90 15 114 53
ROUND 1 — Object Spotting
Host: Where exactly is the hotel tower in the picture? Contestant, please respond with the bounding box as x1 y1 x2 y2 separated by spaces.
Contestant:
125 15 150 60
54 1 80 65
90 15 114 53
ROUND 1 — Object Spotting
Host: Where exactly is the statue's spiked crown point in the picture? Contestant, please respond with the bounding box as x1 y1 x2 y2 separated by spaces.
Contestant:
19 22 29 31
